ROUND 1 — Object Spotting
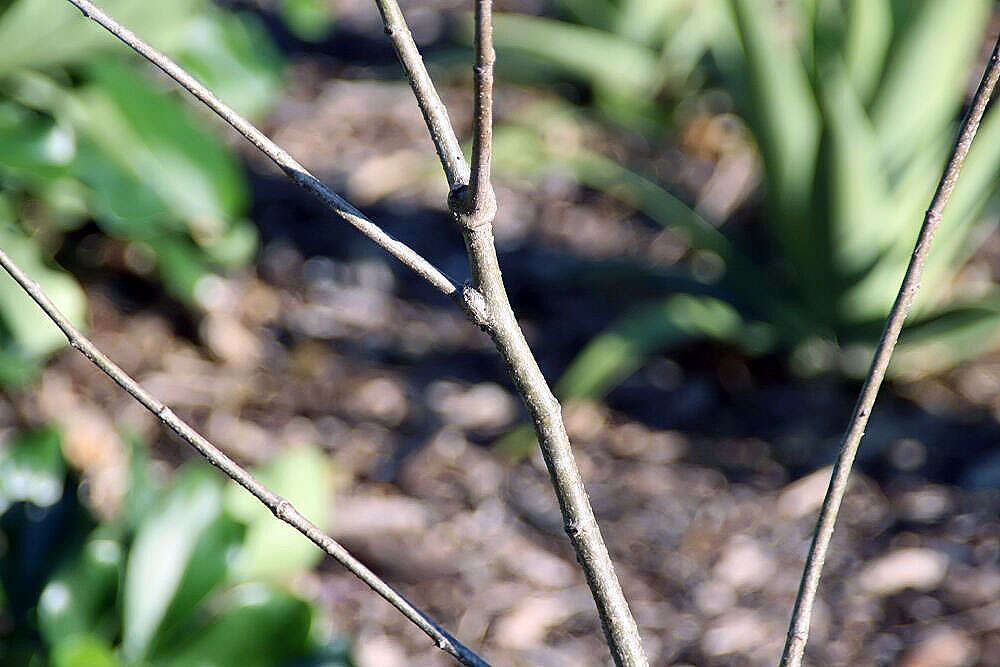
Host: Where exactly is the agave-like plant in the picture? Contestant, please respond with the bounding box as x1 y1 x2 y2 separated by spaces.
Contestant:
488 0 1000 451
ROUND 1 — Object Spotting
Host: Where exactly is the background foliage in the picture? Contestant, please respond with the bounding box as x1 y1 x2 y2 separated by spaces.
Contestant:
3 0 1000 663
490 0 1000 452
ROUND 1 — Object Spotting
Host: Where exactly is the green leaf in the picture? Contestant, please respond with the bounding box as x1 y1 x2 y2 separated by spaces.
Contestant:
564 149 812 339
842 0 892 103
660 1 725 88
489 13 661 98
889 295 1000 379
154 235 213 306
845 99 1000 323
77 59 248 242
556 294 770 401
552 0 616 32
0 214 86 358
0 114 76 178
0 0 205 76
122 433 160 531
870 0 991 170
122 465 242 661
175 8 284 120
224 445 333 581
156 584 312 667
38 531 123 644
493 120 814 339
201 218 259 269
279 0 335 43
0 427 64 511
922 101 1000 282
728 0 821 291
816 62 895 279
50 634 120 667
0 344 41 387
615 0 686 46
75 141 176 241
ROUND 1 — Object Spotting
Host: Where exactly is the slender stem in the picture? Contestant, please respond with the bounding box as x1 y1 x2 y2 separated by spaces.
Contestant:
58 0 643 663
59 0 470 310
780 34 1000 667
0 247 489 667
462 227 648 666
467 0 495 217
371 0 469 188
452 2 645 664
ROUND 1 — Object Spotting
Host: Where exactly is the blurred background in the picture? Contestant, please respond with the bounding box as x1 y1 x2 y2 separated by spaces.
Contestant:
2 0 1000 665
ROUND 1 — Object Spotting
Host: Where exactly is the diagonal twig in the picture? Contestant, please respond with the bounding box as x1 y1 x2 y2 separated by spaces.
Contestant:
371 1 646 664
780 33 1000 667
0 246 489 667
372 0 469 188
54 0 643 663
59 0 476 315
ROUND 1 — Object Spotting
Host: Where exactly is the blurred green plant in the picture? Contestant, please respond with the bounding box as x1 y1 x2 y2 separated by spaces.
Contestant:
0 0 284 385
0 429 349 666
491 0 1000 454
279 0 336 43
472 0 728 135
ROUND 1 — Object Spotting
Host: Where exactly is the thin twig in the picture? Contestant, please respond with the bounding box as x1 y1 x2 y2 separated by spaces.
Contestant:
372 0 469 188
373 1 647 663
466 0 495 218
56 0 643 663
780 34 1000 667
0 245 489 667
59 0 475 316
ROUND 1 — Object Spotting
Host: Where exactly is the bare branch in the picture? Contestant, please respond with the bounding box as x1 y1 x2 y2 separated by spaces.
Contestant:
462 224 648 666
372 0 469 188
58 0 644 663
780 34 1000 667
371 1 646 663
466 0 496 223
59 0 474 315
0 245 489 667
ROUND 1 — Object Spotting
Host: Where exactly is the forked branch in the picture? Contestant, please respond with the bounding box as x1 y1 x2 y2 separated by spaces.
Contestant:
60 0 487 323
49 0 645 664
780 33 1000 667
373 1 646 664
0 246 488 667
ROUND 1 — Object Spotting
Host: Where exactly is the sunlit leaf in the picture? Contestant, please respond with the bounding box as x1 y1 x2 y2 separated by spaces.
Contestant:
154 584 312 667
871 0 991 170
154 235 213 306
279 0 335 43
557 294 771 401
728 0 821 300
815 62 895 280
0 427 64 511
175 8 284 119
77 59 248 242
0 0 204 76
50 634 120 667
890 296 1000 379
38 531 123 644
842 0 892 103
615 0 685 46
489 13 660 98
122 465 242 661
224 445 333 581
0 207 87 358
0 115 76 178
